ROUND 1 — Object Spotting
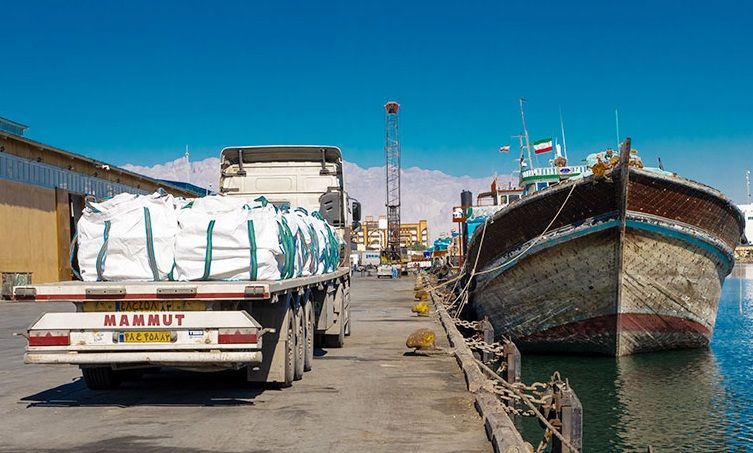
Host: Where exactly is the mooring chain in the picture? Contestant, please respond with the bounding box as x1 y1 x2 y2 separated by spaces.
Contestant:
464 335 507 359
454 319 482 331
491 382 552 407
421 276 580 453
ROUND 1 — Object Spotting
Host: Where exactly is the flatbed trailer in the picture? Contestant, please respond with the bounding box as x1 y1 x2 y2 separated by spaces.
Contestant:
15 267 351 389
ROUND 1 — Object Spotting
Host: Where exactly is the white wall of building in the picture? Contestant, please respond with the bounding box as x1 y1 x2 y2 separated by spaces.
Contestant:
740 204 753 244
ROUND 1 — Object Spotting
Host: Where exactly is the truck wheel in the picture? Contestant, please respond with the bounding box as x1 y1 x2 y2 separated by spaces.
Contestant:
324 316 345 348
82 367 121 390
294 302 305 381
282 305 295 388
303 300 314 371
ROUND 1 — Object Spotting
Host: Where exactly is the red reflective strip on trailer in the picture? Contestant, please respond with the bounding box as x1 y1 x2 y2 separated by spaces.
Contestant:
33 292 271 301
28 334 70 346
218 332 258 344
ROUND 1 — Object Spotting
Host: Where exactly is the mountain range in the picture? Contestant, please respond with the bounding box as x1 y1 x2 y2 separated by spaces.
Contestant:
123 156 514 241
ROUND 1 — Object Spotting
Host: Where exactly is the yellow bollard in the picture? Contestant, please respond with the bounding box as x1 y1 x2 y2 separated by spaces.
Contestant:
406 328 436 350
411 301 430 316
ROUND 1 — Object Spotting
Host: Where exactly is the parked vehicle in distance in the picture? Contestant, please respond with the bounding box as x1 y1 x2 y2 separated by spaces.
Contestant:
377 264 393 279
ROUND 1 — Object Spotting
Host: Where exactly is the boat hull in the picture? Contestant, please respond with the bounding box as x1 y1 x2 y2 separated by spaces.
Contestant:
467 162 744 356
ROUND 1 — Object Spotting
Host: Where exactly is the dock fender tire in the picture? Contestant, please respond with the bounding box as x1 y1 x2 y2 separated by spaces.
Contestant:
303 296 314 371
294 299 305 381
282 303 295 388
81 367 121 390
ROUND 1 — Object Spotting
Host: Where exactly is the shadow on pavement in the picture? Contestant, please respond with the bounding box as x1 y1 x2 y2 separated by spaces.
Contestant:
0 435 275 453
20 368 266 408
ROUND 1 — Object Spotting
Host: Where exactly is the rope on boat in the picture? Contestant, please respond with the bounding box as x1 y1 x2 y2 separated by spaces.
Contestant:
425 180 578 299
474 180 578 278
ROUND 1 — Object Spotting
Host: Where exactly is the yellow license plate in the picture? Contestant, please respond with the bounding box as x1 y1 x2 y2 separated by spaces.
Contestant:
84 300 207 312
121 331 173 343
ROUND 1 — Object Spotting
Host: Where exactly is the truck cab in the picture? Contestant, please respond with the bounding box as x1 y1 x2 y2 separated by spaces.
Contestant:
219 145 361 246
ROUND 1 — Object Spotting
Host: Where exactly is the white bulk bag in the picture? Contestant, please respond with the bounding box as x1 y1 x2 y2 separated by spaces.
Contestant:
76 191 177 282
282 209 316 277
173 197 282 281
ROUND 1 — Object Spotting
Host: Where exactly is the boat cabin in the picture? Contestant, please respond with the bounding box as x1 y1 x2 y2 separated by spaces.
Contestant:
520 160 589 196
476 179 524 206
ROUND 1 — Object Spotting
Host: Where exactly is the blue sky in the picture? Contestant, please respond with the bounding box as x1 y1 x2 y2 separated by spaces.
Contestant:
1 1 752 201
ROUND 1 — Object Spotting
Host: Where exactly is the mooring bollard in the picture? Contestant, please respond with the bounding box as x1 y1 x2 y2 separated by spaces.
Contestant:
552 383 583 453
481 317 494 364
503 341 521 385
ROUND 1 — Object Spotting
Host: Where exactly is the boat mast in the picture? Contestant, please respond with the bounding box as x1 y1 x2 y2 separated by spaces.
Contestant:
615 109 621 149
519 98 534 169
559 108 569 160
747 170 751 202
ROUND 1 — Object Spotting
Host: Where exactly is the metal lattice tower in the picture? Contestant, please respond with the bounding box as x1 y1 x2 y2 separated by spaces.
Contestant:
384 101 401 260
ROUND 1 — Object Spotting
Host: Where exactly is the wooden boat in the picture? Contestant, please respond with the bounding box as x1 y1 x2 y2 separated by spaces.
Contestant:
465 140 745 356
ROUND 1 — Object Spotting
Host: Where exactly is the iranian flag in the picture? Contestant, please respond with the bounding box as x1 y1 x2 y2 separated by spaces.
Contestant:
533 138 553 154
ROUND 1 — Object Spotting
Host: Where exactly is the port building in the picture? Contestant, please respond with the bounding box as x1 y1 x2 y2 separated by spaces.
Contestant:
0 117 202 296
353 215 429 250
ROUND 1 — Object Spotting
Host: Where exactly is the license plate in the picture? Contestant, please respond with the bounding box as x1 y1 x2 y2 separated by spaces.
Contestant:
84 300 206 312
120 331 173 343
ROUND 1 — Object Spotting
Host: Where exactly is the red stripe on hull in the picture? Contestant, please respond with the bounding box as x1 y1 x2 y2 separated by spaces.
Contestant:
517 313 711 356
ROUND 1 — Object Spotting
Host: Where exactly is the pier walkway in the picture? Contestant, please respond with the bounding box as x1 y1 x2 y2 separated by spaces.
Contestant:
0 276 490 452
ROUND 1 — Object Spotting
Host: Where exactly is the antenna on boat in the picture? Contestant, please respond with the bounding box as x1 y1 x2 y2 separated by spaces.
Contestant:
746 170 751 202
559 107 569 160
615 109 621 149
513 133 526 173
519 98 534 169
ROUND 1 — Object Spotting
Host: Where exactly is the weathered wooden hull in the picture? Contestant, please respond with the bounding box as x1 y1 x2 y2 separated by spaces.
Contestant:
466 163 744 356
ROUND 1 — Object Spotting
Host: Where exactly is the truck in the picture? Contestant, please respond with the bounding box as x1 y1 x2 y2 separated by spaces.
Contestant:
15 145 362 389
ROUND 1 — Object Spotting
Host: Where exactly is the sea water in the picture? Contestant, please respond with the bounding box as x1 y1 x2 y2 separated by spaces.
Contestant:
519 264 753 451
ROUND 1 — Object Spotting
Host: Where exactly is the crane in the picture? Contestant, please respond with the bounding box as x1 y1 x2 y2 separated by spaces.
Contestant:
384 101 401 261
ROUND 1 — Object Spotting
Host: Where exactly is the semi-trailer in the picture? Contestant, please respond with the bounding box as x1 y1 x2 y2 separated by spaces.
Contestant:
16 145 361 389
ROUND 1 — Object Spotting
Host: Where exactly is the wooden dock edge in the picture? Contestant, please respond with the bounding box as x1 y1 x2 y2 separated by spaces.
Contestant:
430 291 533 453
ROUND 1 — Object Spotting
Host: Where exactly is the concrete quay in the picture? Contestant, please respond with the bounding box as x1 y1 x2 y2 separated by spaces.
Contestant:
0 275 493 452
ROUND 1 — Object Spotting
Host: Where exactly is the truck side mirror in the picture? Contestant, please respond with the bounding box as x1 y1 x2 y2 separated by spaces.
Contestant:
352 200 361 222
319 191 344 227
351 200 361 231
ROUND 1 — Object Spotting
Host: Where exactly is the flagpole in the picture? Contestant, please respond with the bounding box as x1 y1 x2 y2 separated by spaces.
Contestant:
519 98 534 169
559 107 569 160
615 109 620 149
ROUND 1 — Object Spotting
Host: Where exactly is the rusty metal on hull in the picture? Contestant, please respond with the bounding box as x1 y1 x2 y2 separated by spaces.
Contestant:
466 144 745 356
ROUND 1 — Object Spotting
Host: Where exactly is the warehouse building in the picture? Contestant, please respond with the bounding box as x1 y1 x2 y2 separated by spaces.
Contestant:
354 215 429 250
0 118 202 296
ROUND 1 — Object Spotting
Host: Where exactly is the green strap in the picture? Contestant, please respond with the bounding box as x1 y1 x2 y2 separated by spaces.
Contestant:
308 225 320 272
167 261 176 281
278 219 295 279
247 220 258 280
201 220 216 280
143 207 160 281
95 221 111 281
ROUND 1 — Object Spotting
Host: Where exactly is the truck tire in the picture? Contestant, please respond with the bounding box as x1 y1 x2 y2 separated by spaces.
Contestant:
324 316 345 348
324 285 345 348
294 302 305 381
303 299 314 371
282 305 295 388
82 367 121 390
